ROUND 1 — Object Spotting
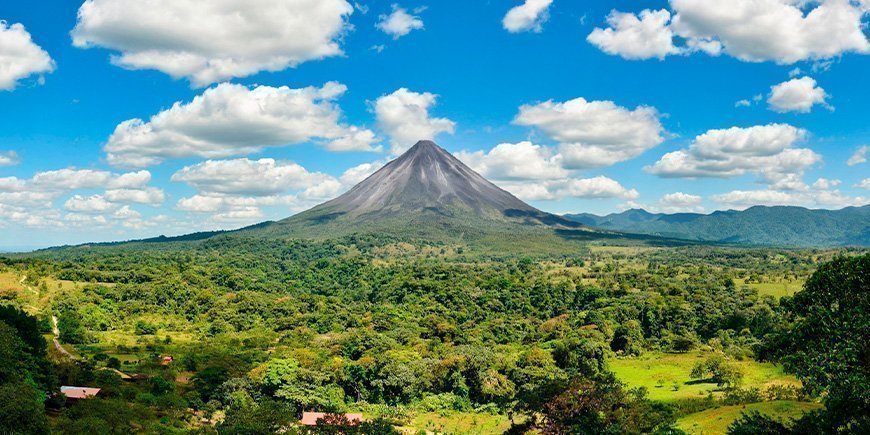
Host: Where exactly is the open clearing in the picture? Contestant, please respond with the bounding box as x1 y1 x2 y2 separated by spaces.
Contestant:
610 351 800 402
676 400 822 434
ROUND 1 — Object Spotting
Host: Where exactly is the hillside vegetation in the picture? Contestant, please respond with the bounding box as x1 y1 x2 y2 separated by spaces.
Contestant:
2 236 866 433
566 205 870 247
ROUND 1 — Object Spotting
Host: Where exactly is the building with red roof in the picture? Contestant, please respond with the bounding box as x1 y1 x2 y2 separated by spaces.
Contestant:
300 412 363 426
61 386 101 400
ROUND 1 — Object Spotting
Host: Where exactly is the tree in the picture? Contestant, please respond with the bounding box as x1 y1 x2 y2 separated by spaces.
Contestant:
772 255 870 433
610 320 644 356
218 399 293 434
727 412 789 435
134 321 157 335
57 311 87 344
690 354 744 389
534 372 679 434
0 382 49 434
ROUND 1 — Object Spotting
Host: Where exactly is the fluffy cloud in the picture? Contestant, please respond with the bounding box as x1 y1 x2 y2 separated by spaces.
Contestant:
589 1 870 64
376 4 424 39
30 169 151 190
657 192 704 213
514 97 665 168
587 9 683 60
455 141 567 181
857 178 870 190
646 124 820 189
171 158 336 196
103 187 165 206
456 141 637 202
105 82 378 167
0 151 20 166
712 187 867 209
847 145 869 166
0 168 163 231
503 0 554 33
0 22 55 90
556 176 639 200
493 177 639 202
670 0 870 64
172 157 385 224
26 169 150 191
374 88 455 154
71 0 355 87
768 77 831 113
64 194 115 212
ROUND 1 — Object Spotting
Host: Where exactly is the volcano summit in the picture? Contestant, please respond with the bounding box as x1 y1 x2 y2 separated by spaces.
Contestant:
255 140 584 241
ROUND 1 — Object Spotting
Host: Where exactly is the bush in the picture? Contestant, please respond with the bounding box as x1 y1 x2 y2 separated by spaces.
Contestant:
690 354 744 389
134 321 157 335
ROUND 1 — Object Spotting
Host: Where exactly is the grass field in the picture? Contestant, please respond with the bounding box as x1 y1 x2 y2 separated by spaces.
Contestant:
400 412 512 434
734 278 805 299
610 351 800 402
676 400 822 434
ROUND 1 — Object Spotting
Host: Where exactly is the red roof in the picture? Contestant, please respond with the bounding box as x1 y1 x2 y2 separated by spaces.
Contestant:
61 386 101 399
300 412 363 426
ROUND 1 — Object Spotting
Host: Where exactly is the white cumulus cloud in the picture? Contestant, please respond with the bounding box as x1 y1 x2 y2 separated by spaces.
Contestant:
514 97 665 168
587 9 684 60
589 1 870 64
503 0 554 33
455 141 567 181
646 124 820 190
768 76 831 113
374 88 455 154
712 186 867 209
105 82 378 167
71 0 355 87
670 0 870 64
376 4 424 39
171 158 337 196
0 21 54 91
657 192 704 213
456 141 637 202
847 145 869 166
0 151 20 166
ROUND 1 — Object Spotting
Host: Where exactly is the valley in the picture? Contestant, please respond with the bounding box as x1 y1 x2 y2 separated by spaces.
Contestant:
2 240 862 433
1 142 867 434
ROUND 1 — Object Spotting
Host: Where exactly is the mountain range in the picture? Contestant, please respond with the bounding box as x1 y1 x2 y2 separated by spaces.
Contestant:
564 206 870 247
46 140 867 251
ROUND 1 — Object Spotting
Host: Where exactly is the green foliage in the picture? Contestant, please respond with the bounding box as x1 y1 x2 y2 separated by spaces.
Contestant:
770 254 870 433
1 240 862 433
690 354 745 389
134 320 157 335
0 381 50 434
218 399 293 434
534 372 680 434
727 411 790 434
567 205 870 247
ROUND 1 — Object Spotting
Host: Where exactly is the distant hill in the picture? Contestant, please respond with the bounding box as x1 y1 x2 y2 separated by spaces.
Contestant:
564 206 870 247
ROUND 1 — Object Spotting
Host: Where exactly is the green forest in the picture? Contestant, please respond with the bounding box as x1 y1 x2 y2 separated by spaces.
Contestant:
0 236 867 434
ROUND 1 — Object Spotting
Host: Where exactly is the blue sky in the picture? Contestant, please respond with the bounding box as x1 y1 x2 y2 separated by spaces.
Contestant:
0 0 868 248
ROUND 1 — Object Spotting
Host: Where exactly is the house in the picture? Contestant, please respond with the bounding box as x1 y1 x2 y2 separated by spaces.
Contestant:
300 412 363 426
160 356 173 366
60 386 101 400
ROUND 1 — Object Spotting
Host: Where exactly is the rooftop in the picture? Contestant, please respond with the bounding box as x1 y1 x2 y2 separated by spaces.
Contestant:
300 412 363 426
61 386 101 399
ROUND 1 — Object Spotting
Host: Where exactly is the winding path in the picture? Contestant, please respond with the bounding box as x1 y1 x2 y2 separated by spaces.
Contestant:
51 315 78 360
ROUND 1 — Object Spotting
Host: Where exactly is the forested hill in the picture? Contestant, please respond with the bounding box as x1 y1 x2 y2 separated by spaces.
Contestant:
564 205 870 247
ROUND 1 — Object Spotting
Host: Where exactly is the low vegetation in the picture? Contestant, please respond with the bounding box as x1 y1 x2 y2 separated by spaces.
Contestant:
0 238 866 433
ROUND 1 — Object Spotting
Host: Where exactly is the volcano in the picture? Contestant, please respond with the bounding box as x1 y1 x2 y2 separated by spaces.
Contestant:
256 140 583 240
